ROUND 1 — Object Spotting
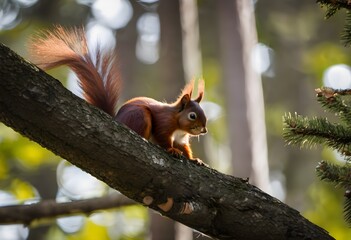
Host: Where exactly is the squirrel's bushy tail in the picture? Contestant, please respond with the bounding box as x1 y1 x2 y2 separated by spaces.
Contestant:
28 25 121 116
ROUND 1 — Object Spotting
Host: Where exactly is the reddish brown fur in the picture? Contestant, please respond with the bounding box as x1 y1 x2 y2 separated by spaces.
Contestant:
28 26 207 164
28 26 121 116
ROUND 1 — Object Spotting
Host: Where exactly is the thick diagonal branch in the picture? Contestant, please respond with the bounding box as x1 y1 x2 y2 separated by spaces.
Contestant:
0 44 333 239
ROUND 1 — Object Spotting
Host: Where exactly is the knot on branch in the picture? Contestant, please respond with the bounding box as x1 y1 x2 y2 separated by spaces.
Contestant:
142 195 197 215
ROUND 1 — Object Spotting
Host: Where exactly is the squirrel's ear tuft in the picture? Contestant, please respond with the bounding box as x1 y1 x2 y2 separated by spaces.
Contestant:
176 79 205 105
195 79 204 103
180 80 195 99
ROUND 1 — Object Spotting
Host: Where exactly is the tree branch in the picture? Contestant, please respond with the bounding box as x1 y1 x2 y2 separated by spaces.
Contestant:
0 193 135 225
0 43 334 239
317 0 351 11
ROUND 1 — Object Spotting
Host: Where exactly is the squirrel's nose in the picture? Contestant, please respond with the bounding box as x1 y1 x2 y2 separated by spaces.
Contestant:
201 127 208 134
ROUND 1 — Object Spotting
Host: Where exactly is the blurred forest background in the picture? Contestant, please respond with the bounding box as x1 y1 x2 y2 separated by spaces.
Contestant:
1 0 351 239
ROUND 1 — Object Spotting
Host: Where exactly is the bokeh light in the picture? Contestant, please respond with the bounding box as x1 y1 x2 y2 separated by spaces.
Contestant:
0 191 29 240
86 21 116 52
200 101 222 122
14 0 38 8
136 12 160 64
323 64 351 89
0 1 21 30
55 189 86 233
92 0 133 30
76 0 95 5
137 0 159 3
56 160 107 200
252 43 274 77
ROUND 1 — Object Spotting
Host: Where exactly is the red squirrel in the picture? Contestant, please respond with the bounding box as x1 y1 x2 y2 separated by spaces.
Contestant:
28 26 208 165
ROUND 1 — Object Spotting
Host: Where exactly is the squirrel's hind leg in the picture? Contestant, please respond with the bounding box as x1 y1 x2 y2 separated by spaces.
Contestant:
115 105 152 139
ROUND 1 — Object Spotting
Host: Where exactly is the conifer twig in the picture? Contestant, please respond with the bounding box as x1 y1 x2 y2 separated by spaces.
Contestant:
316 161 351 225
283 113 351 153
284 86 351 226
316 161 351 187
316 88 351 126
316 0 351 45
317 0 351 13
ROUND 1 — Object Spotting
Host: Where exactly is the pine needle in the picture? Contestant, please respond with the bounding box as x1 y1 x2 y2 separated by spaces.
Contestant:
316 1 351 46
316 161 351 187
341 11 351 46
284 86 351 225
283 113 351 153
316 87 351 126
344 197 351 225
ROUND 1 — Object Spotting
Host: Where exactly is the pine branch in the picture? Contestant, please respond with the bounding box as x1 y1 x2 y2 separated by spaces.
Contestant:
283 113 351 154
316 161 351 225
316 87 351 126
316 0 351 46
286 87 351 226
344 197 351 225
317 0 351 16
316 161 351 188
342 10 351 46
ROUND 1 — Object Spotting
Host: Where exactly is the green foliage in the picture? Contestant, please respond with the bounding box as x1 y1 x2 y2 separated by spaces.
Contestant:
344 197 351 225
317 0 350 19
316 160 351 187
341 11 351 46
283 87 351 225
0 123 57 173
305 181 351 239
317 0 351 46
0 124 55 192
316 160 351 224
283 113 351 152
9 179 40 201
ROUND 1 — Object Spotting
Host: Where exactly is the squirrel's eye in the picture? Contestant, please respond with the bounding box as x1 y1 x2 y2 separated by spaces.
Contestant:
188 112 197 121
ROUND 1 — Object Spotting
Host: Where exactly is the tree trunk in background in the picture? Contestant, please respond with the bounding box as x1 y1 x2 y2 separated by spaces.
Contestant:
158 0 185 101
150 0 185 239
150 214 175 240
217 0 270 192
180 0 202 81
116 0 141 100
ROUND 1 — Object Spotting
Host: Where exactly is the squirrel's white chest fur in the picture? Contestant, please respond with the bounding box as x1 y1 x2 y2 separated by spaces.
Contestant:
171 130 189 145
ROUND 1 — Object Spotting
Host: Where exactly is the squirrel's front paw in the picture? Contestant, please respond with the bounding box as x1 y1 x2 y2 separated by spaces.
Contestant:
167 147 183 158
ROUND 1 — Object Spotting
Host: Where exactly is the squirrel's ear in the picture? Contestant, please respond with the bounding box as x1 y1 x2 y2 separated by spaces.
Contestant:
195 92 203 103
181 80 194 98
195 79 205 103
179 94 191 111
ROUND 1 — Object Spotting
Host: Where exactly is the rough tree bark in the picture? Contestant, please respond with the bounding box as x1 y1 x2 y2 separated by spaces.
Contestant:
0 44 333 240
